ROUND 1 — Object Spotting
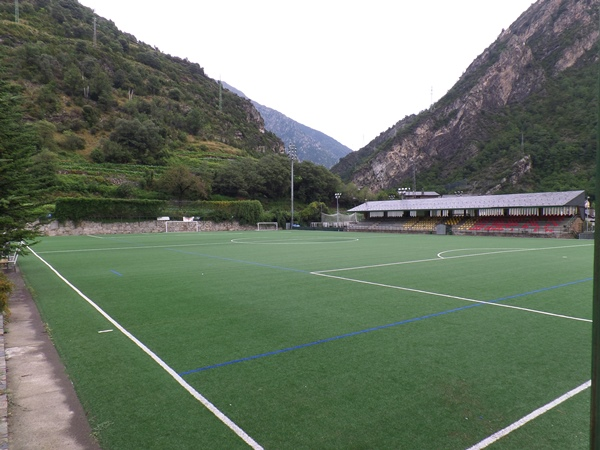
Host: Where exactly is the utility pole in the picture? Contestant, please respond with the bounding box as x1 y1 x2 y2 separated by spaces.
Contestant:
335 193 342 227
218 79 223 112
412 157 417 193
288 144 297 229
14 0 19 23
93 17 97 47
430 86 433 109
591 5 600 447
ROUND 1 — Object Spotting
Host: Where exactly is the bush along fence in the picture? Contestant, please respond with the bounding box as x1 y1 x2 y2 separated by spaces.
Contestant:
52 198 264 226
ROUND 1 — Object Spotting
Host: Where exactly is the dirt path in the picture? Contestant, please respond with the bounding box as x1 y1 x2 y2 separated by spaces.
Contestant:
4 268 100 449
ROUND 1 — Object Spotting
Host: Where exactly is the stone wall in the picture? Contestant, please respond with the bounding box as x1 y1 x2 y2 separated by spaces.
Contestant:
39 220 255 236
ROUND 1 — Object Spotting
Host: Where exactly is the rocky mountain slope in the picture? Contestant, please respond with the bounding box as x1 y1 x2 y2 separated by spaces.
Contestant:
332 0 598 196
223 83 352 168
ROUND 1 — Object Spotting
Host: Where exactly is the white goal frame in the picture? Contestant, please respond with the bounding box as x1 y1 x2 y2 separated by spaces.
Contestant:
257 222 278 231
164 220 200 233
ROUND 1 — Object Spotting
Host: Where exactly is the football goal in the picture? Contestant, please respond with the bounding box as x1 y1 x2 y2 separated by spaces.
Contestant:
257 222 278 231
164 220 201 232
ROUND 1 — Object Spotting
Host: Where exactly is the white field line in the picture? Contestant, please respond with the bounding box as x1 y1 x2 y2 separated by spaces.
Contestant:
36 241 234 254
28 247 263 450
230 238 359 245
314 243 592 274
467 380 591 449
311 272 591 323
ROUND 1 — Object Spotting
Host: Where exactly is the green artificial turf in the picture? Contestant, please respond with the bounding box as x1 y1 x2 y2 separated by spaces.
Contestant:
17 231 593 449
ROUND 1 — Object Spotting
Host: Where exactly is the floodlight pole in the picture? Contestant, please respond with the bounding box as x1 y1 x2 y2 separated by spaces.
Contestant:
288 144 297 230
592 5 600 447
335 192 342 227
398 187 410 200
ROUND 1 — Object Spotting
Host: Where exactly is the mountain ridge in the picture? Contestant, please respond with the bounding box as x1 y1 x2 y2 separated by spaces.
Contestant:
332 0 598 196
222 82 352 168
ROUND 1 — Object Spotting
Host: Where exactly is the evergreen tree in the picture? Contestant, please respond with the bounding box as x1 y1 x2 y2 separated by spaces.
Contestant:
0 78 42 253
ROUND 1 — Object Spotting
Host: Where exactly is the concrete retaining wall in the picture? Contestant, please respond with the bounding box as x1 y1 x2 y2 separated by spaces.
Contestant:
39 220 254 236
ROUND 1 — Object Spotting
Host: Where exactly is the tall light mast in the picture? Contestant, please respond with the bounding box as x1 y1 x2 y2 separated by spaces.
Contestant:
288 144 297 229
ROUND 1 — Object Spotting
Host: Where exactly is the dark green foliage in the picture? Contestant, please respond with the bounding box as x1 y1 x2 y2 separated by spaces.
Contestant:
299 201 328 224
105 119 166 165
0 78 44 250
54 197 166 222
155 165 208 202
0 0 352 209
212 159 265 198
211 155 343 203
176 200 264 224
232 200 264 224
0 0 283 180
30 150 59 190
60 131 86 151
295 161 341 203
114 182 136 199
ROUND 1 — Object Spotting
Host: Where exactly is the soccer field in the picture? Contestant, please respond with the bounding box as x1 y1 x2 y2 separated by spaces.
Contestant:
18 230 593 449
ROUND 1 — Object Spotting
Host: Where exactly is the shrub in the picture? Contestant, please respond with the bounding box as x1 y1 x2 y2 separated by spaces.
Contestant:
0 274 13 316
60 131 86 151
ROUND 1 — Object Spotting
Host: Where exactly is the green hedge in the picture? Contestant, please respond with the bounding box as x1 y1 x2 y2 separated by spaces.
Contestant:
54 198 264 225
192 200 263 225
54 198 166 222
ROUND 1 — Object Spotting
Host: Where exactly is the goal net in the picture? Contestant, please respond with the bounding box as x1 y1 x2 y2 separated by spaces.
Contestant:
164 220 201 232
257 222 278 231
320 212 359 227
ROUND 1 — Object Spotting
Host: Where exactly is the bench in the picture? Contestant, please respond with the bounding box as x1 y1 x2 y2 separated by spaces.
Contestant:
0 252 18 271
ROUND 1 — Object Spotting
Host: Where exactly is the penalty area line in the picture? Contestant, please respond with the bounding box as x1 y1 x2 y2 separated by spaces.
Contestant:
311 272 591 323
27 247 263 450
467 380 590 449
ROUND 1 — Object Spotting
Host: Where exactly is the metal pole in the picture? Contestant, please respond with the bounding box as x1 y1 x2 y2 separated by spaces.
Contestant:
289 144 296 229
591 6 600 446
15 0 19 23
335 193 342 227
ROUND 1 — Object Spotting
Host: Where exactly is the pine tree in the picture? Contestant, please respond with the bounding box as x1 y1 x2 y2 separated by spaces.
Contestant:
0 78 42 253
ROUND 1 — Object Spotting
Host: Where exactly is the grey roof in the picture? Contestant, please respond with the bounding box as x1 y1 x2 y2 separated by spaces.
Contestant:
401 191 439 196
349 190 586 213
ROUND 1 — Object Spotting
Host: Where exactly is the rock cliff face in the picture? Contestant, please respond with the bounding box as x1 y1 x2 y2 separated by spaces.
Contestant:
333 0 599 193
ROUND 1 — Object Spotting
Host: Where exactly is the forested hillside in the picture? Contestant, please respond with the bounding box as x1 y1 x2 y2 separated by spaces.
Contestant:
0 0 370 217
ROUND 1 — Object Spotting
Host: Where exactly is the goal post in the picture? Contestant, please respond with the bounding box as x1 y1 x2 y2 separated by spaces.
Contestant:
257 222 278 231
164 220 200 232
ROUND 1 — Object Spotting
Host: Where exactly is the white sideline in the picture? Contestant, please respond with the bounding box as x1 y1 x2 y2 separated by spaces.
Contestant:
28 247 263 450
467 380 591 449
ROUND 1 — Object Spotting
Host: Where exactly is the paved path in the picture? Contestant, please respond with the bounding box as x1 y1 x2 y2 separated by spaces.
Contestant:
4 268 100 450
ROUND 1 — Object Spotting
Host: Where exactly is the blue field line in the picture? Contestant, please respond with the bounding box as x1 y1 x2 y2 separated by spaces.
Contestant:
178 277 592 377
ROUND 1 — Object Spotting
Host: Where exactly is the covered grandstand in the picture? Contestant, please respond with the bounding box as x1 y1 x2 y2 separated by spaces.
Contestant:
347 190 587 238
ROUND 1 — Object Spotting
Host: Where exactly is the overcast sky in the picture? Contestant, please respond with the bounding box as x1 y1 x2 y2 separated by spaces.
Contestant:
79 0 535 151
